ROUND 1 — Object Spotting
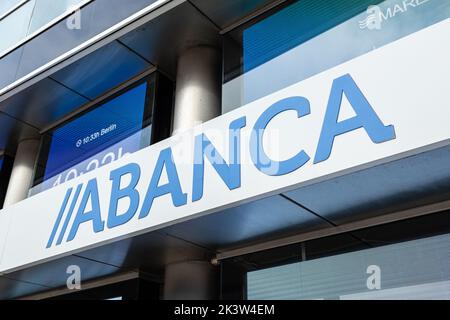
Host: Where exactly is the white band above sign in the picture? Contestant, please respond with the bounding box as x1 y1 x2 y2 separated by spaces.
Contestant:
1 18 450 273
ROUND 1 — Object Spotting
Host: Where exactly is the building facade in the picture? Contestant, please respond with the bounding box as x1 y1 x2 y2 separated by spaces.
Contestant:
0 0 450 300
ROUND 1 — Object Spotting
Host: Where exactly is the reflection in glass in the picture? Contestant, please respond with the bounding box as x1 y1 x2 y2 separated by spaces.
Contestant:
0 0 35 53
14 0 157 81
27 0 85 35
0 0 85 54
248 232 450 300
223 0 450 113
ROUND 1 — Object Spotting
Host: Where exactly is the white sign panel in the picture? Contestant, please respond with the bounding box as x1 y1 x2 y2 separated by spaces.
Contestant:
1 18 450 273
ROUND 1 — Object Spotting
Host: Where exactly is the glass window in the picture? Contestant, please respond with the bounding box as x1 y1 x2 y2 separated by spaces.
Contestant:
0 0 86 54
0 0 159 91
0 0 24 17
223 0 450 113
247 231 450 300
27 0 86 35
0 0 35 53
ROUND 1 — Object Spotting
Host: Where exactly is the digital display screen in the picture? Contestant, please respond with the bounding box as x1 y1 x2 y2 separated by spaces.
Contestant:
32 81 150 194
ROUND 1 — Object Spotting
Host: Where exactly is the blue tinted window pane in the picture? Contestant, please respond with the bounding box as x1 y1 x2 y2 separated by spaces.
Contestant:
0 47 22 89
51 41 150 100
0 0 159 90
15 0 158 81
44 82 148 181
243 0 378 73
